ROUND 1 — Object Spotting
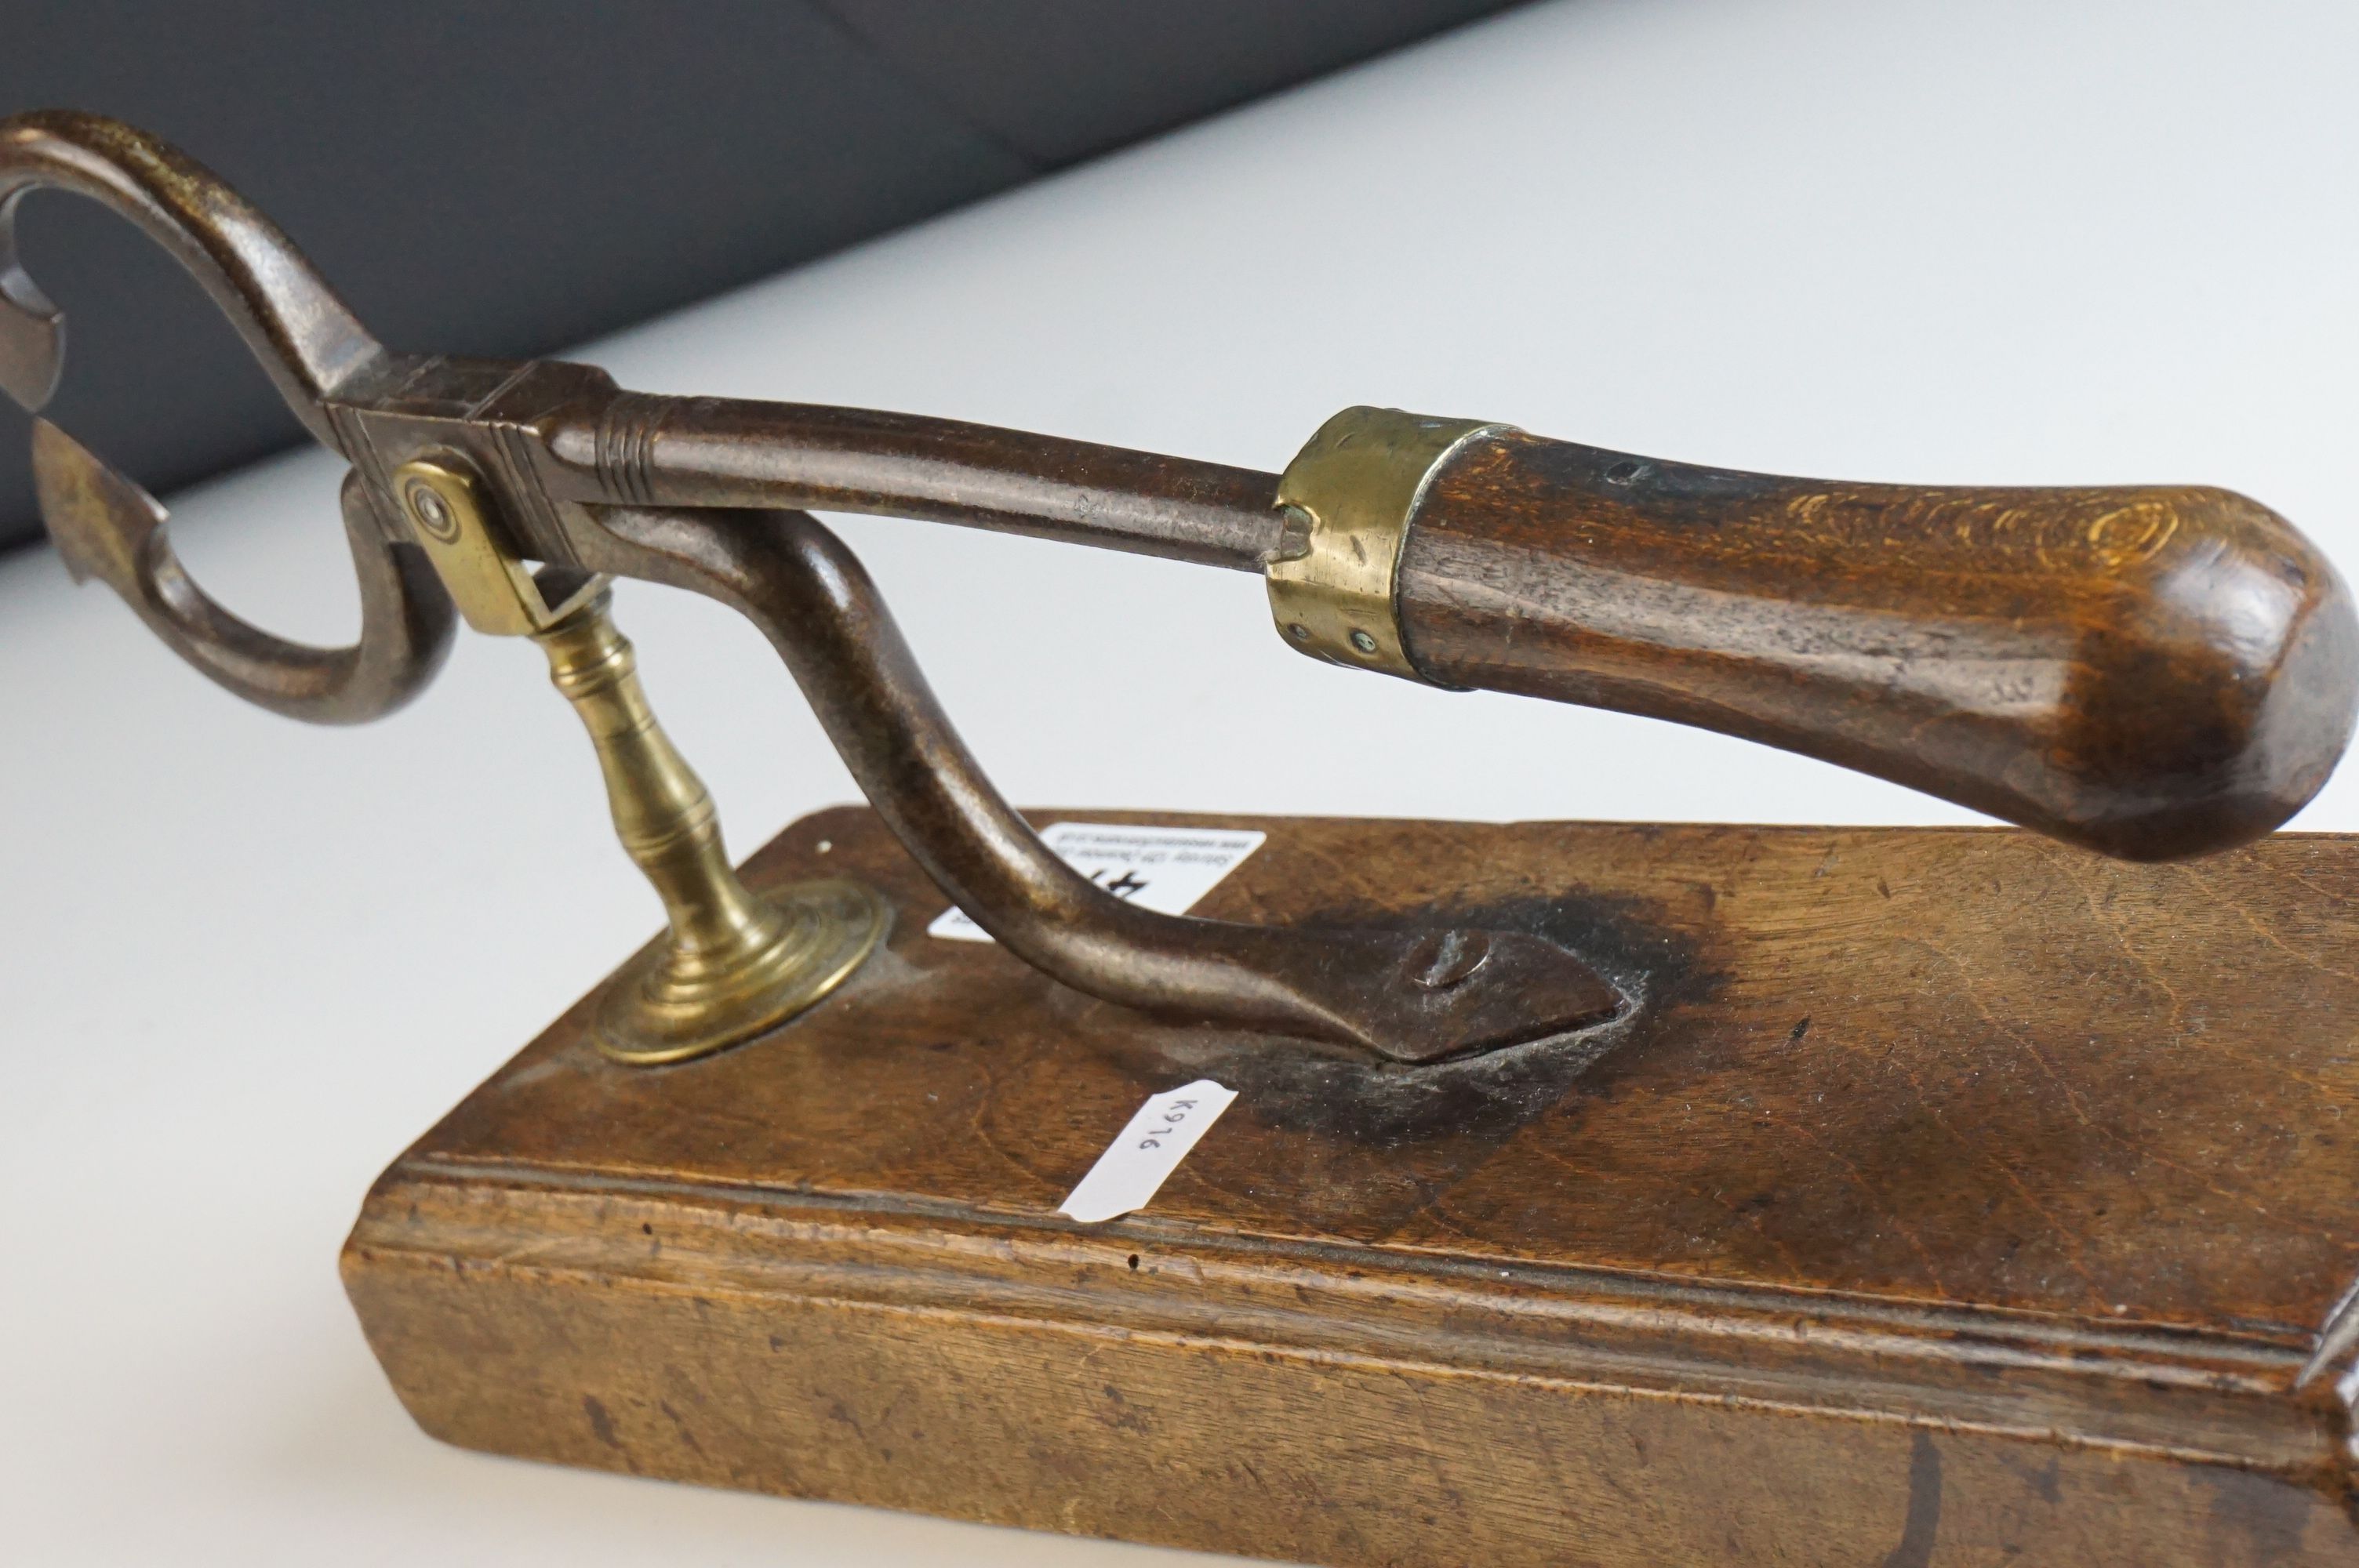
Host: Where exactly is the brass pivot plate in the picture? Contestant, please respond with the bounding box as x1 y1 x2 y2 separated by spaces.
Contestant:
394 456 599 635
1266 405 1510 681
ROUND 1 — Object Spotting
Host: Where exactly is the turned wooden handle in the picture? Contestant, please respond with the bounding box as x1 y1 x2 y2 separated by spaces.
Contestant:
1390 429 2358 859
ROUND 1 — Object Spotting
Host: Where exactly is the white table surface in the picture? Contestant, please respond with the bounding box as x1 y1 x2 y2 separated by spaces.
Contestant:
6 2 2357 1561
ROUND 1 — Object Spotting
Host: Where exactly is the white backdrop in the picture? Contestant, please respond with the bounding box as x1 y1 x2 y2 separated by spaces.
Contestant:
5 2 2355 1561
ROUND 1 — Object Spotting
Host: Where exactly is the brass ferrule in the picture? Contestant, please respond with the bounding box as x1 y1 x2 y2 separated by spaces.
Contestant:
1264 405 1510 684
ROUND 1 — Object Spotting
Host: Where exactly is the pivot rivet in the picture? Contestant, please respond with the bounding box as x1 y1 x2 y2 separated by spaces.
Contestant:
405 481 457 541
1405 929 1492 991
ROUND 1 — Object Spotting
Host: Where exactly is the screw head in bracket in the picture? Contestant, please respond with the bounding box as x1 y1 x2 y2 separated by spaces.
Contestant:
405 479 460 542
1404 929 1492 992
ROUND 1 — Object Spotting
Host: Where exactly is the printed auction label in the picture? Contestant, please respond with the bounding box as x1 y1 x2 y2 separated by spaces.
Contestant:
927 822 1265 942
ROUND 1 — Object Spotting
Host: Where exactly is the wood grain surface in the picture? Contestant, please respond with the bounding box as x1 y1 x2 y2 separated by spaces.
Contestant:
344 808 2359 1566
1397 431 2359 860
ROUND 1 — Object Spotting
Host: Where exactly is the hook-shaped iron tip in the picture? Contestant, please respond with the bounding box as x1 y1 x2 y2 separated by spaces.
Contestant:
30 414 158 587
0 223 64 412
28 412 457 724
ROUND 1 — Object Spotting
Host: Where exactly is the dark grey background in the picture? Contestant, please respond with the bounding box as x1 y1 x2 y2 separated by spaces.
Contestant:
0 0 1522 552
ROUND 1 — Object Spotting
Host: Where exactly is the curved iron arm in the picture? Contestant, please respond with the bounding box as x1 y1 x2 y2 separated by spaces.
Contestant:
0 109 382 438
538 394 1283 572
34 420 455 722
573 503 1624 1062
0 110 455 723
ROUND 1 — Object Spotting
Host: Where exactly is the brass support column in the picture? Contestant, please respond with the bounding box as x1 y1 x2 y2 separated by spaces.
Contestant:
533 593 887 1065
392 453 886 1065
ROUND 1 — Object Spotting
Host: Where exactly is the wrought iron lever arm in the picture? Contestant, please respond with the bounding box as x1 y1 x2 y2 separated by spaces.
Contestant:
569 502 1622 1062
538 394 1284 572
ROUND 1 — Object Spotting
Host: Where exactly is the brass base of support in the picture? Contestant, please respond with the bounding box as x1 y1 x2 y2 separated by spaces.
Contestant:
593 876 890 1066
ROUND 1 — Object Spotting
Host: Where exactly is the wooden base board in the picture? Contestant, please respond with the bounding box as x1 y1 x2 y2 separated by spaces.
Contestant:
343 809 2359 1566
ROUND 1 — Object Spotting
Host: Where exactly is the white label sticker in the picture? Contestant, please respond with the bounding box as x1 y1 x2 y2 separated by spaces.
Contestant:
1059 1080 1238 1224
929 822 1266 942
